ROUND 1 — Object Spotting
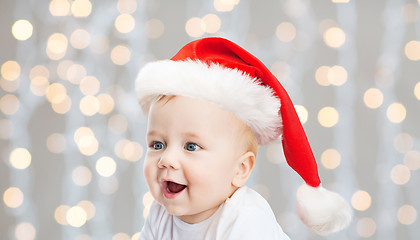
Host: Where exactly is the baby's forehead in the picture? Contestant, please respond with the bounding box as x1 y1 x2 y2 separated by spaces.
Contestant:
150 94 249 131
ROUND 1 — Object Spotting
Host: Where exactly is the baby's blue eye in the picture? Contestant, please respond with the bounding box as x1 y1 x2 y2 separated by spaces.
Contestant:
153 142 165 150
185 142 201 151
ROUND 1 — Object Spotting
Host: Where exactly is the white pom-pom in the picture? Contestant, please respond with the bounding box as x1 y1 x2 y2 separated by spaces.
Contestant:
296 184 352 235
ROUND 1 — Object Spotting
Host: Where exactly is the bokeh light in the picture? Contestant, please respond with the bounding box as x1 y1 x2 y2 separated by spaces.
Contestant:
96 156 117 177
77 200 95 220
66 206 87 227
15 222 36 240
49 0 71 16
9 148 31 170
80 76 100 95
74 127 99 156
111 45 131 65
12 19 33 41
79 95 100 116
0 94 20 115
294 105 308 124
318 106 339 127
323 27 346 48
315 66 330 86
202 14 221 33
67 63 87 84
276 22 297 42
142 191 154 219
356 217 376 238
404 150 420 170
386 102 406 123
97 93 115 114
115 14 135 34
185 17 205 38
3 187 24 208
394 133 413 153
321 148 341 169
51 95 72 114
390 164 411 185
131 232 141 240
1 60 21 81
405 40 420 61
213 0 240 12
46 133 66 154
402 3 419 23
112 233 130 240
397 205 417 225
55 205 70 225
0 76 20 92
30 76 49 96
145 19 165 39
70 29 91 49
327 65 347 86
46 33 68 60
72 166 92 186
71 0 92 18
351 190 372 211
363 88 384 109
117 0 137 14
415 82 420 100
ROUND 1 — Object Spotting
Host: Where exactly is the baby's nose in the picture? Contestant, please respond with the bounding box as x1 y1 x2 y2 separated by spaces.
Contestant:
157 147 181 169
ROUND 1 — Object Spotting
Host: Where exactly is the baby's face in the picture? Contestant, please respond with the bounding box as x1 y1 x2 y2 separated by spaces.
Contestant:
144 95 245 223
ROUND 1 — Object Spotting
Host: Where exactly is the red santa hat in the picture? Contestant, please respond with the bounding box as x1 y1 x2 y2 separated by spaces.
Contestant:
135 37 352 234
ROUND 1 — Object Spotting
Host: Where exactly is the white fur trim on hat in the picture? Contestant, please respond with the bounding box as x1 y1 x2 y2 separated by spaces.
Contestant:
135 59 282 145
296 184 353 235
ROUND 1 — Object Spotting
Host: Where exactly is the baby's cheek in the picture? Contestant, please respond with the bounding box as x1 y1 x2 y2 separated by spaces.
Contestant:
143 158 156 184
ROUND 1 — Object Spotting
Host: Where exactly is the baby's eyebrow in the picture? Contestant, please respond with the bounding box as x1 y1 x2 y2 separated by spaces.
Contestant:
183 132 200 138
146 130 161 138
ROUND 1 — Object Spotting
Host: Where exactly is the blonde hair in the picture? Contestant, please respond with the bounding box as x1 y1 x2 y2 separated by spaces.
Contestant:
151 94 259 155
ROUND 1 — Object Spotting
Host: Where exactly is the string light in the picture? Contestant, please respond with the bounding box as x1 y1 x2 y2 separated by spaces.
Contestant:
321 149 341 169
15 222 36 240
145 19 165 39
111 45 131 65
115 14 136 34
318 106 339 127
351 190 372 211
356 218 376 238
397 205 417 225
276 22 296 42
405 40 420 61
185 18 205 38
363 88 384 109
386 102 406 123
9 148 31 170
1 61 21 81
323 27 346 48
294 105 308 124
3 187 24 208
12 20 33 41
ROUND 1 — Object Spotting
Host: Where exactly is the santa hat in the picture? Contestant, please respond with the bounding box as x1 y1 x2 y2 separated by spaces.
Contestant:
135 37 352 234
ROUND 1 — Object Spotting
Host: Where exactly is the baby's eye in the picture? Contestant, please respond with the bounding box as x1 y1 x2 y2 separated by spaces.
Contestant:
152 142 165 150
185 142 201 151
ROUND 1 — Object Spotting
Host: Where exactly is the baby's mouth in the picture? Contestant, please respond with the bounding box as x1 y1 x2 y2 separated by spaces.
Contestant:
166 181 187 194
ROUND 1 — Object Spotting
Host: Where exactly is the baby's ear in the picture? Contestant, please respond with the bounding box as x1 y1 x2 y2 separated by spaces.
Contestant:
232 152 255 188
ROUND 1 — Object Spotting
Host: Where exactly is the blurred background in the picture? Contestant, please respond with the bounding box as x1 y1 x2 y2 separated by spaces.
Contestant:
1 0 419 239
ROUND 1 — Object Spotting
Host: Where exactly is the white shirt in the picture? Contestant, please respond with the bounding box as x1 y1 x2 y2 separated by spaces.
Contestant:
139 186 291 240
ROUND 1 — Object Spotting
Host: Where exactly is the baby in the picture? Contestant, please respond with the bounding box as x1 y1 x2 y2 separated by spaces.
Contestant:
136 37 352 239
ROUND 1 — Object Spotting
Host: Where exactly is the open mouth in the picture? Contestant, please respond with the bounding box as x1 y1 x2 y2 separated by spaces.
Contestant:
162 181 187 199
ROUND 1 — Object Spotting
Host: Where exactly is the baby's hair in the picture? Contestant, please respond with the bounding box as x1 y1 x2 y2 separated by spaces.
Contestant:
152 94 259 156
